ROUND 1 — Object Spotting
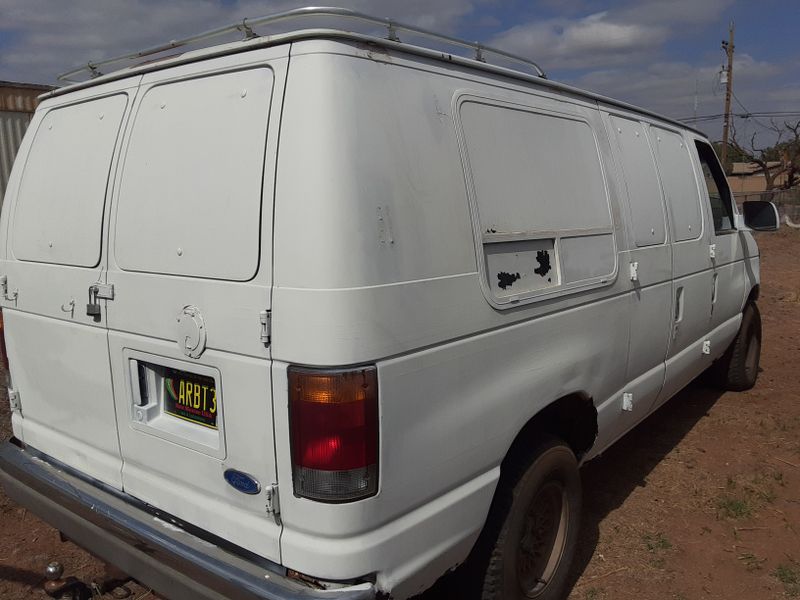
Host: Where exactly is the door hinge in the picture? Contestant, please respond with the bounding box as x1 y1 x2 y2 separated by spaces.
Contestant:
702 340 711 355
629 261 639 282
709 244 716 260
8 388 21 412
265 483 280 518
0 275 18 302
95 283 115 300
622 392 634 412
259 310 271 345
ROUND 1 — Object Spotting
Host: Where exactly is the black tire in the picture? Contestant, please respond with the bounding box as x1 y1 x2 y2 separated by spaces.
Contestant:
709 302 762 391
477 436 581 600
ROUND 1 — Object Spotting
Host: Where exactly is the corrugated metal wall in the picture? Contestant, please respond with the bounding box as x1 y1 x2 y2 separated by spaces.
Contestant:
0 111 32 203
0 87 41 113
0 82 53 207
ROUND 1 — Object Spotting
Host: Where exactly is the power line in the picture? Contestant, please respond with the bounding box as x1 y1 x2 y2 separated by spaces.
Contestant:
731 91 776 132
679 111 800 124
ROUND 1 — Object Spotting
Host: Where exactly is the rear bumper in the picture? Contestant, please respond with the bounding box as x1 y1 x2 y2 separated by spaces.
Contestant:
0 440 375 600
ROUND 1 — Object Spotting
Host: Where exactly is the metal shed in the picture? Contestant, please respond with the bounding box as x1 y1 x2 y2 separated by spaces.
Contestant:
1 81 55 206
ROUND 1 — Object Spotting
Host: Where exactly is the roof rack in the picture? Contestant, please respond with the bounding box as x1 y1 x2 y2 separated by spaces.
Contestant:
57 6 547 83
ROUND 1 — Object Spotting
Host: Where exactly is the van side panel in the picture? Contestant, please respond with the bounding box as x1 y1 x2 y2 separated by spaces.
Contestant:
273 42 630 596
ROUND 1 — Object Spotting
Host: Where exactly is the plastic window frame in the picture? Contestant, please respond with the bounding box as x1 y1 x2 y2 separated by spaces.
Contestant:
453 92 618 309
645 122 707 245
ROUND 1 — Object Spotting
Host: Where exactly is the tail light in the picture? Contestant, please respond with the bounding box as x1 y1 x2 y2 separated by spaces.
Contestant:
289 365 378 502
0 309 9 374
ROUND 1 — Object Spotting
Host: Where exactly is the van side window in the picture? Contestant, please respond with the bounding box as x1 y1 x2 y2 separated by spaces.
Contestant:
650 127 702 242
608 116 667 248
694 141 735 233
459 99 615 306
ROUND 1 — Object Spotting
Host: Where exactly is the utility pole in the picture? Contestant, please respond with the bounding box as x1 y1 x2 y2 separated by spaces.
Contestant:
720 21 735 172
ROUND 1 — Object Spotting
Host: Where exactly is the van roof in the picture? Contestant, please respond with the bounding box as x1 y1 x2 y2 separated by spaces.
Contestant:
45 6 704 138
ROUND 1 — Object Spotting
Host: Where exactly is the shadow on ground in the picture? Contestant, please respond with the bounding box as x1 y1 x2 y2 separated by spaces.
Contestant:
0 565 43 589
417 381 725 599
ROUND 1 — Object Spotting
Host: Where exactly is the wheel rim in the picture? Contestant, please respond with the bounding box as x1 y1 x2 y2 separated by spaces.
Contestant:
744 332 760 381
516 479 569 598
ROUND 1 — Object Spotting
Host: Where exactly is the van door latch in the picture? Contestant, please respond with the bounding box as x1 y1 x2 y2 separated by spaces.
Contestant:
259 310 271 346
87 286 101 317
95 283 115 300
86 284 114 318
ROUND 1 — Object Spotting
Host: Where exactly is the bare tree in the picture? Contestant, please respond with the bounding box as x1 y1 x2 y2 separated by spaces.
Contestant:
730 118 800 191
780 120 800 189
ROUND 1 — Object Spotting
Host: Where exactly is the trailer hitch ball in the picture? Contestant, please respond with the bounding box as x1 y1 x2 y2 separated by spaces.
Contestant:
45 562 64 580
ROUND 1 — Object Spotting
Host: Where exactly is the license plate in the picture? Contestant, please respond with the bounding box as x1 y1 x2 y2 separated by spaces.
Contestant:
163 367 218 429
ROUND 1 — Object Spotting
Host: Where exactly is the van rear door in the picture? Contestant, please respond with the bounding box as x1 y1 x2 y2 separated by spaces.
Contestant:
1 77 140 488
104 48 287 561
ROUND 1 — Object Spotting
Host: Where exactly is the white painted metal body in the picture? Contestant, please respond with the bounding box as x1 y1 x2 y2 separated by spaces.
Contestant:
0 32 760 599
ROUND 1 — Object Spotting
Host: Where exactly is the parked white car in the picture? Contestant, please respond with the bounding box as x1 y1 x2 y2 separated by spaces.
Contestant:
0 8 779 600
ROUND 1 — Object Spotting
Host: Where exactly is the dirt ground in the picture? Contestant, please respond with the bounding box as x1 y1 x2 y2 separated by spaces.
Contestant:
1 228 799 600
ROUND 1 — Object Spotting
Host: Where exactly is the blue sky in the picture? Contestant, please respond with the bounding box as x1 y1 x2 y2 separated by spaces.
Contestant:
1 0 798 143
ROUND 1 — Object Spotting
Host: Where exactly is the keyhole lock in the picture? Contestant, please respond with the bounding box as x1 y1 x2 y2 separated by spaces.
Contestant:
86 285 101 317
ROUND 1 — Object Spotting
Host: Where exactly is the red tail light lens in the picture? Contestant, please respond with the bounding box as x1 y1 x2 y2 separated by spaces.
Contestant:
0 309 9 374
289 366 378 502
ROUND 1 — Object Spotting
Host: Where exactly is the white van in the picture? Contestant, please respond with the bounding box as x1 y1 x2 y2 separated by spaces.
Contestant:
0 8 780 600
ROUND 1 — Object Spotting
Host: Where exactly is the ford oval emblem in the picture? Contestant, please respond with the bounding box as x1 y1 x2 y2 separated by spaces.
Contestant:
223 469 261 495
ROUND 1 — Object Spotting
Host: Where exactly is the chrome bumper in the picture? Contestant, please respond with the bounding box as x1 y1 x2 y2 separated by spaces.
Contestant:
0 440 375 600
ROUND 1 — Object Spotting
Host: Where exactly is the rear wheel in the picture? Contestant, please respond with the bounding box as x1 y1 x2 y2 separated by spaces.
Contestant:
478 437 581 600
709 302 762 391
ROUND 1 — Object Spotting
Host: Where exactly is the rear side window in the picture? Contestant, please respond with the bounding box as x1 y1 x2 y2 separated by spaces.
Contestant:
694 141 735 233
650 127 703 242
114 68 273 281
12 94 128 267
608 115 667 247
459 99 615 305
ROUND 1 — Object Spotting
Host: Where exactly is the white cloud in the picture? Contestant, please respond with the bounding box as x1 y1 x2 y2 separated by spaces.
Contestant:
0 0 476 84
492 11 669 70
1 0 794 145
490 0 735 72
563 53 792 141
618 0 736 26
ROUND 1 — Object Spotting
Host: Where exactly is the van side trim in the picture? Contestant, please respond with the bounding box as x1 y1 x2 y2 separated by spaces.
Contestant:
0 440 375 600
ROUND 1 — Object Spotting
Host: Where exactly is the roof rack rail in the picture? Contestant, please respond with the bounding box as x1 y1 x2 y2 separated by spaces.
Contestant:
57 5 546 83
